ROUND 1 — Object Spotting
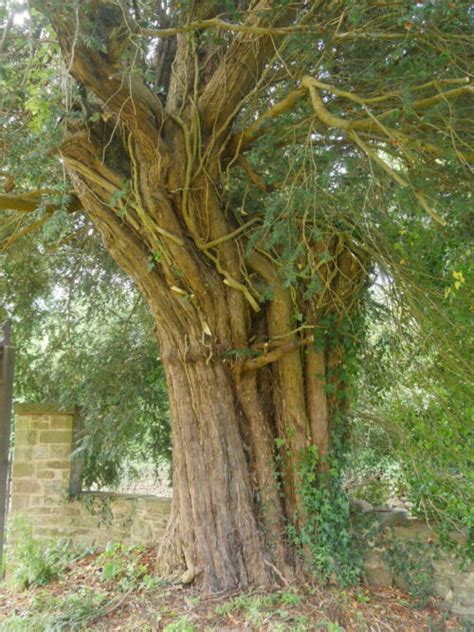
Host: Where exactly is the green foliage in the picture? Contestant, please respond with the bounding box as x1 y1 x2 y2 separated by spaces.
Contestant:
383 538 435 606
163 617 197 632
97 542 162 592
6 516 88 590
350 282 473 554
1 0 473 553
213 590 349 630
2 230 171 488
1 541 163 630
214 591 308 629
346 457 406 508
289 447 362 586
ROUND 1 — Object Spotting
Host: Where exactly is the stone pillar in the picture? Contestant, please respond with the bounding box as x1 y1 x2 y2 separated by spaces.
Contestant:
10 404 76 539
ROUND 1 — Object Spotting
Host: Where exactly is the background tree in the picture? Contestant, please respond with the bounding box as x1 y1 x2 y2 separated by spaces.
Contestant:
1 0 472 591
1 227 171 487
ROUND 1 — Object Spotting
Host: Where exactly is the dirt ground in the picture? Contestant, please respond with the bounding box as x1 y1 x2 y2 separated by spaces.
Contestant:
0 547 470 631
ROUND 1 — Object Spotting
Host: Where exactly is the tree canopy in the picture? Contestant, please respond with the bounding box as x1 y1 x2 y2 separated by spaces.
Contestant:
1 0 473 590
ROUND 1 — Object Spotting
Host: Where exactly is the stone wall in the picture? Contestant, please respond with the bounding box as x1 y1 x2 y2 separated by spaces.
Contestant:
8 404 170 548
352 505 474 618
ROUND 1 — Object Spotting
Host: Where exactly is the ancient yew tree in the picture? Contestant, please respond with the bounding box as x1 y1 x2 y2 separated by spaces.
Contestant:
1 1 472 591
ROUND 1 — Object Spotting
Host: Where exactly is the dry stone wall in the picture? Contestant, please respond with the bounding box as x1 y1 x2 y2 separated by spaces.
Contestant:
352 504 474 618
8 405 170 548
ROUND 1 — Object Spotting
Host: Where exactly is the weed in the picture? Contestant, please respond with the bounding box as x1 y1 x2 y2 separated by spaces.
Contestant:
215 592 276 617
213 591 312 629
6 516 89 590
98 542 154 591
163 616 197 632
318 621 344 632
279 590 302 606
355 590 370 603
0 613 50 631
188 596 200 606
46 589 108 630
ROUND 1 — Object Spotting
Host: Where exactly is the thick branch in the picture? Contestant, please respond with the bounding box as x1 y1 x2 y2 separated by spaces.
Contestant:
237 336 314 373
230 76 472 156
228 87 306 155
141 18 320 38
0 191 81 214
0 212 53 251
140 22 466 43
32 3 164 153
198 1 301 134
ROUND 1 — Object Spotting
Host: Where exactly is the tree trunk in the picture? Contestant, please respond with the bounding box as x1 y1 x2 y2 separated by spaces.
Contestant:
35 2 366 592
158 349 273 591
154 322 330 592
56 123 365 591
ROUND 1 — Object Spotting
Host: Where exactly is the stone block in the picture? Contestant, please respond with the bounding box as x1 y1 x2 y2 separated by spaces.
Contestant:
11 479 41 494
15 430 38 447
453 586 474 608
60 506 82 517
14 447 33 461
34 527 62 538
10 495 30 511
451 603 474 617
45 459 70 470
438 589 454 612
460 572 474 591
364 549 385 567
12 463 34 478
75 516 101 529
364 565 393 587
15 415 31 430
15 404 75 416
433 559 459 578
145 499 171 515
393 524 434 542
15 415 34 432
28 499 45 510
132 520 152 540
32 446 50 460
433 576 452 598
31 507 54 515
33 515 71 529
43 480 67 495
393 575 409 591
49 445 71 458
376 509 410 529
31 420 51 430
36 469 55 479
49 416 73 430
39 430 72 445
